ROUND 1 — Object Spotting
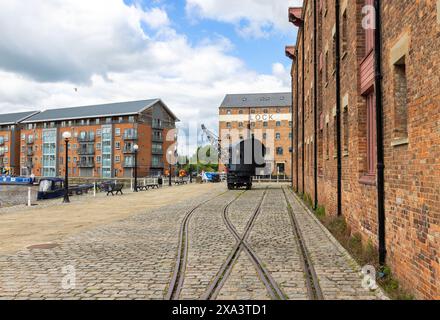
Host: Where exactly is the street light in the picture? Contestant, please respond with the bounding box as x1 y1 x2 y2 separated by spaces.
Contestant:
133 144 139 192
62 131 72 203
168 150 173 187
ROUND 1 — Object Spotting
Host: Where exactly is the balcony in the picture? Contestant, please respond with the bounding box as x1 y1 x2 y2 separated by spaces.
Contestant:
26 136 34 144
78 134 95 142
123 161 135 168
123 132 138 140
151 161 164 169
77 147 95 155
152 149 163 155
152 123 164 130
78 160 95 168
123 146 136 154
27 149 34 156
0 150 4 157
152 136 163 142
0 139 4 146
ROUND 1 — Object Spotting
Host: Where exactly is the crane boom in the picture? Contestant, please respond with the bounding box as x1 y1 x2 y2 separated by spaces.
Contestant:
201 124 230 164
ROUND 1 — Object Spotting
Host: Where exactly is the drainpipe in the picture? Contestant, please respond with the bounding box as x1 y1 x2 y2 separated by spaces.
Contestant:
291 70 294 189
374 0 386 266
335 0 342 216
295 46 300 193
313 0 318 209
301 28 305 194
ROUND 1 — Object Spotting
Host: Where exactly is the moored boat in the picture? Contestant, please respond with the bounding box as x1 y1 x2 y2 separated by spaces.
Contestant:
0 175 34 185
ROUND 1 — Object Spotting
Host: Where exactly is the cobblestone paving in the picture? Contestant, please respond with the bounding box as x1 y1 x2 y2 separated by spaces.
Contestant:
0 183 388 300
179 191 239 299
0 187 224 300
217 251 270 300
248 188 309 300
284 189 386 300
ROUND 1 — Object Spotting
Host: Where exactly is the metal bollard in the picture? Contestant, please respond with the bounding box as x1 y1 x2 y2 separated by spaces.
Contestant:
93 182 96 197
27 187 32 207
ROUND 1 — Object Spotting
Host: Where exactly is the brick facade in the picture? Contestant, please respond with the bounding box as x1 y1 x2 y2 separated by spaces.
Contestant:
286 1 439 299
1 100 178 179
218 93 293 177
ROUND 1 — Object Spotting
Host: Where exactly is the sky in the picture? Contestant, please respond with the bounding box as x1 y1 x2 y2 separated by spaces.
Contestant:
0 0 301 154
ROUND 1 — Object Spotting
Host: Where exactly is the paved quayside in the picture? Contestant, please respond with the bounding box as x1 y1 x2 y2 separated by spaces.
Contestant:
0 183 387 300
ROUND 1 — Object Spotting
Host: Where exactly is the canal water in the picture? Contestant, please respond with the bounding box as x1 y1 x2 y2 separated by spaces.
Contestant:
0 185 38 208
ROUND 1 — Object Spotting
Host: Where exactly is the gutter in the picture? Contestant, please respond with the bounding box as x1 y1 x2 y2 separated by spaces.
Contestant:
302 28 305 194
374 0 386 266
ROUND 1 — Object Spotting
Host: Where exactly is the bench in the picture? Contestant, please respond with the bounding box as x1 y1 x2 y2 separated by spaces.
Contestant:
106 184 124 196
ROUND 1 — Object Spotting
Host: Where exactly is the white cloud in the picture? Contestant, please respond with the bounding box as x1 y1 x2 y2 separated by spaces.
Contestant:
186 0 303 38
0 0 291 155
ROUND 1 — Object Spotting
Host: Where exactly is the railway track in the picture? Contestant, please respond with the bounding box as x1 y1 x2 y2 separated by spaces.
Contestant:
282 187 324 300
167 186 323 301
166 191 240 300
202 188 286 300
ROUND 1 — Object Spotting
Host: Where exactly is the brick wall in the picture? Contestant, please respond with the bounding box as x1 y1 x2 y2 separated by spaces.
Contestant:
288 1 440 299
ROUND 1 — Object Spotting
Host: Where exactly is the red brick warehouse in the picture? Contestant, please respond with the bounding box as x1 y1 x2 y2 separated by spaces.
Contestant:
285 1 440 299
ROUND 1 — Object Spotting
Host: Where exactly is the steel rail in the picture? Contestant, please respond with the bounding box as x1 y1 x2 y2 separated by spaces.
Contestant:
282 187 324 300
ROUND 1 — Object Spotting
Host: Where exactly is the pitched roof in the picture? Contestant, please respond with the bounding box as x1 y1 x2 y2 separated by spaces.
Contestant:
220 93 292 108
22 99 179 123
0 111 40 125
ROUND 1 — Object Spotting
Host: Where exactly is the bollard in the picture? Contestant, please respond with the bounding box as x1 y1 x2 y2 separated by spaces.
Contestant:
130 179 133 191
93 182 96 197
27 187 32 207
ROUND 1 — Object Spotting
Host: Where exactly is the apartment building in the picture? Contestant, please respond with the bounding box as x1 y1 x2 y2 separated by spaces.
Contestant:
19 99 179 178
0 111 39 175
286 1 440 299
219 93 293 177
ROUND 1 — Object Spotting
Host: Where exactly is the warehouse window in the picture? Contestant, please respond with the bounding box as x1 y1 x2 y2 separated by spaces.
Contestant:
366 91 376 174
226 122 231 129
333 115 338 157
326 122 330 160
276 147 283 155
342 10 348 55
393 58 408 142
343 106 349 154
325 50 329 84
276 133 281 140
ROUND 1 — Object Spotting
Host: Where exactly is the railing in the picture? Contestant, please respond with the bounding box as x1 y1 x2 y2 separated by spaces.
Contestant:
123 132 138 140
78 134 95 142
152 123 164 130
77 148 95 155
152 136 163 142
152 149 163 155
123 161 135 168
0 139 4 146
78 161 95 168
123 147 136 154
26 136 34 144
151 161 164 168
27 149 34 156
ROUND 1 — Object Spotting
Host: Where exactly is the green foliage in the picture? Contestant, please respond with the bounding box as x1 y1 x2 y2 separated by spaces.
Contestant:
314 205 326 218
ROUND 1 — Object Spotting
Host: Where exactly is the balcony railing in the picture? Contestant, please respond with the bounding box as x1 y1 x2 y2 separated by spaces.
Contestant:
0 150 4 157
78 134 95 142
152 136 163 142
27 149 34 156
152 123 164 130
152 149 163 155
78 161 95 168
77 148 95 155
123 133 138 140
123 146 136 154
26 137 34 144
0 139 4 146
151 161 164 168
123 161 135 168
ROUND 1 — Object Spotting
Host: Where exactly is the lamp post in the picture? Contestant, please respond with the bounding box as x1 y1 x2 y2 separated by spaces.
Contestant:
133 144 139 192
168 150 173 187
62 131 72 203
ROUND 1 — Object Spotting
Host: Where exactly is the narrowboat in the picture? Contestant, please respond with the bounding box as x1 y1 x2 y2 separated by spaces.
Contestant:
37 178 66 200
